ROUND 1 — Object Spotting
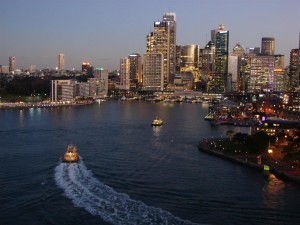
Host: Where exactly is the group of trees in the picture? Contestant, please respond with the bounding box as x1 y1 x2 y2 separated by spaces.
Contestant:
0 76 51 100
226 129 300 160
226 131 270 154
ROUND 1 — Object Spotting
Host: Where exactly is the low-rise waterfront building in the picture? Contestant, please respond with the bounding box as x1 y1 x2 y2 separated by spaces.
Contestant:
51 78 108 102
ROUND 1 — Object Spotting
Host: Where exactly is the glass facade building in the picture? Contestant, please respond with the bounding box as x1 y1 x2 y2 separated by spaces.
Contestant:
213 30 229 92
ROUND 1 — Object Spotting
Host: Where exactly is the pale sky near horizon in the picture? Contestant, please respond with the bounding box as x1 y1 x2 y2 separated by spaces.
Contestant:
1 0 300 71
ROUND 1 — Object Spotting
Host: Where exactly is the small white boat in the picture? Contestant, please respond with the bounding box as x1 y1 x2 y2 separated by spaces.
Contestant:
151 117 163 126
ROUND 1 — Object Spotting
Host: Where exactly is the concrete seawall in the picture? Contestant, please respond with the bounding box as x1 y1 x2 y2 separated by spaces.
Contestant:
198 139 300 185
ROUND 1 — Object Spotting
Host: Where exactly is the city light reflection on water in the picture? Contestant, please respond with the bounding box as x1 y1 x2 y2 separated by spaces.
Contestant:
18 109 24 126
1 101 300 225
262 173 286 209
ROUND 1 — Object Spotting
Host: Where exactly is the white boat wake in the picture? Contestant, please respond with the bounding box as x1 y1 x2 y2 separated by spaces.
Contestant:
54 159 199 225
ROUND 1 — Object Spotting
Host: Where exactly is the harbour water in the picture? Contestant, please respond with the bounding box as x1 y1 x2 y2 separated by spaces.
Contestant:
1 101 300 225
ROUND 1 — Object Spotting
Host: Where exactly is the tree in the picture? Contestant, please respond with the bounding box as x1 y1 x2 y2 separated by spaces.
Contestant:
226 130 235 141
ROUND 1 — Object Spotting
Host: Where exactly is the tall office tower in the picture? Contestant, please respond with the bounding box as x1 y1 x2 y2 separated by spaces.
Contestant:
9 56 16 71
128 53 143 86
58 53 65 70
142 53 164 91
179 44 200 81
261 37 275 55
82 61 93 77
146 32 154 53
298 32 300 88
212 26 229 92
211 25 225 44
231 43 245 92
289 49 299 89
273 54 285 92
248 55 275 93
120 58 130 90
228 54 239 92
151 12 176 86
201 41 215 83
175 45 181 73
93 68 109 97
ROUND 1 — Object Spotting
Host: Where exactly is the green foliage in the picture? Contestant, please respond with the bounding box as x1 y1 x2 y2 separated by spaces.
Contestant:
246 132 269 154
6 76 50 96
232 132 269 154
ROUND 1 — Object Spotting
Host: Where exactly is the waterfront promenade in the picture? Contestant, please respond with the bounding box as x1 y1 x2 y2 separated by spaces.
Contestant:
198 138 300 185
0 100 93 110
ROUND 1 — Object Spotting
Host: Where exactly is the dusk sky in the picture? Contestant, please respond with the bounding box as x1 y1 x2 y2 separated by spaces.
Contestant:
1 0 300 71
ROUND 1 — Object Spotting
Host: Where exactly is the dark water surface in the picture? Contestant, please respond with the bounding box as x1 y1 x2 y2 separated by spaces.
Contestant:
1 101 300 225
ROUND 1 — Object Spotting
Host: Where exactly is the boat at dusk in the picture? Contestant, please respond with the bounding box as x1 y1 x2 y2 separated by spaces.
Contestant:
63 145 79 163
151 117 163 126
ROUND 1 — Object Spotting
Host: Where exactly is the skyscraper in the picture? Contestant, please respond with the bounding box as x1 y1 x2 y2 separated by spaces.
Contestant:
261 37 275 55
149 12 176 87
179 45 200 81
143 53 164 91
58 53 65 70
201 41 215 83
9 56 16 71
211 25 229 92
273 54 285 92
120 58 130 90
146 32 154 53
82 61 93 77
128 53 143 86
289 49 299 89
211 25 225 44
248 55 275 93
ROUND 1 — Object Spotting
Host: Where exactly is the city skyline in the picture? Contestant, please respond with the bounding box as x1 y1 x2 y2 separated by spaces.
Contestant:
1 0 300 70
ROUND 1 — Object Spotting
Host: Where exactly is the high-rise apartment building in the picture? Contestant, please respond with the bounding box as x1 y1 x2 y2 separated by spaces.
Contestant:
298 32 300 89
142 53 164 91
228 54 239 92
146 32 154 53
261 37 275 55
248 55 275 93
289 49 299 89
211 25 225 44
119 58 130 90
58 53 65 70
128 53 143 85
211 25 229 92
82 61 93 77
273 54 285 92
148 12 176 87
201 41 215 83
9 56 16 71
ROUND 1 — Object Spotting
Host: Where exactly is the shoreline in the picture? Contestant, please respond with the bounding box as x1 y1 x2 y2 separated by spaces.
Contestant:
0 101 94 110
198 139 300 185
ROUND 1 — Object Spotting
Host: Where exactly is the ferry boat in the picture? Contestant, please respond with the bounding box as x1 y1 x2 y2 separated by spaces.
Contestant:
151 117 163 126
63 145 79 163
